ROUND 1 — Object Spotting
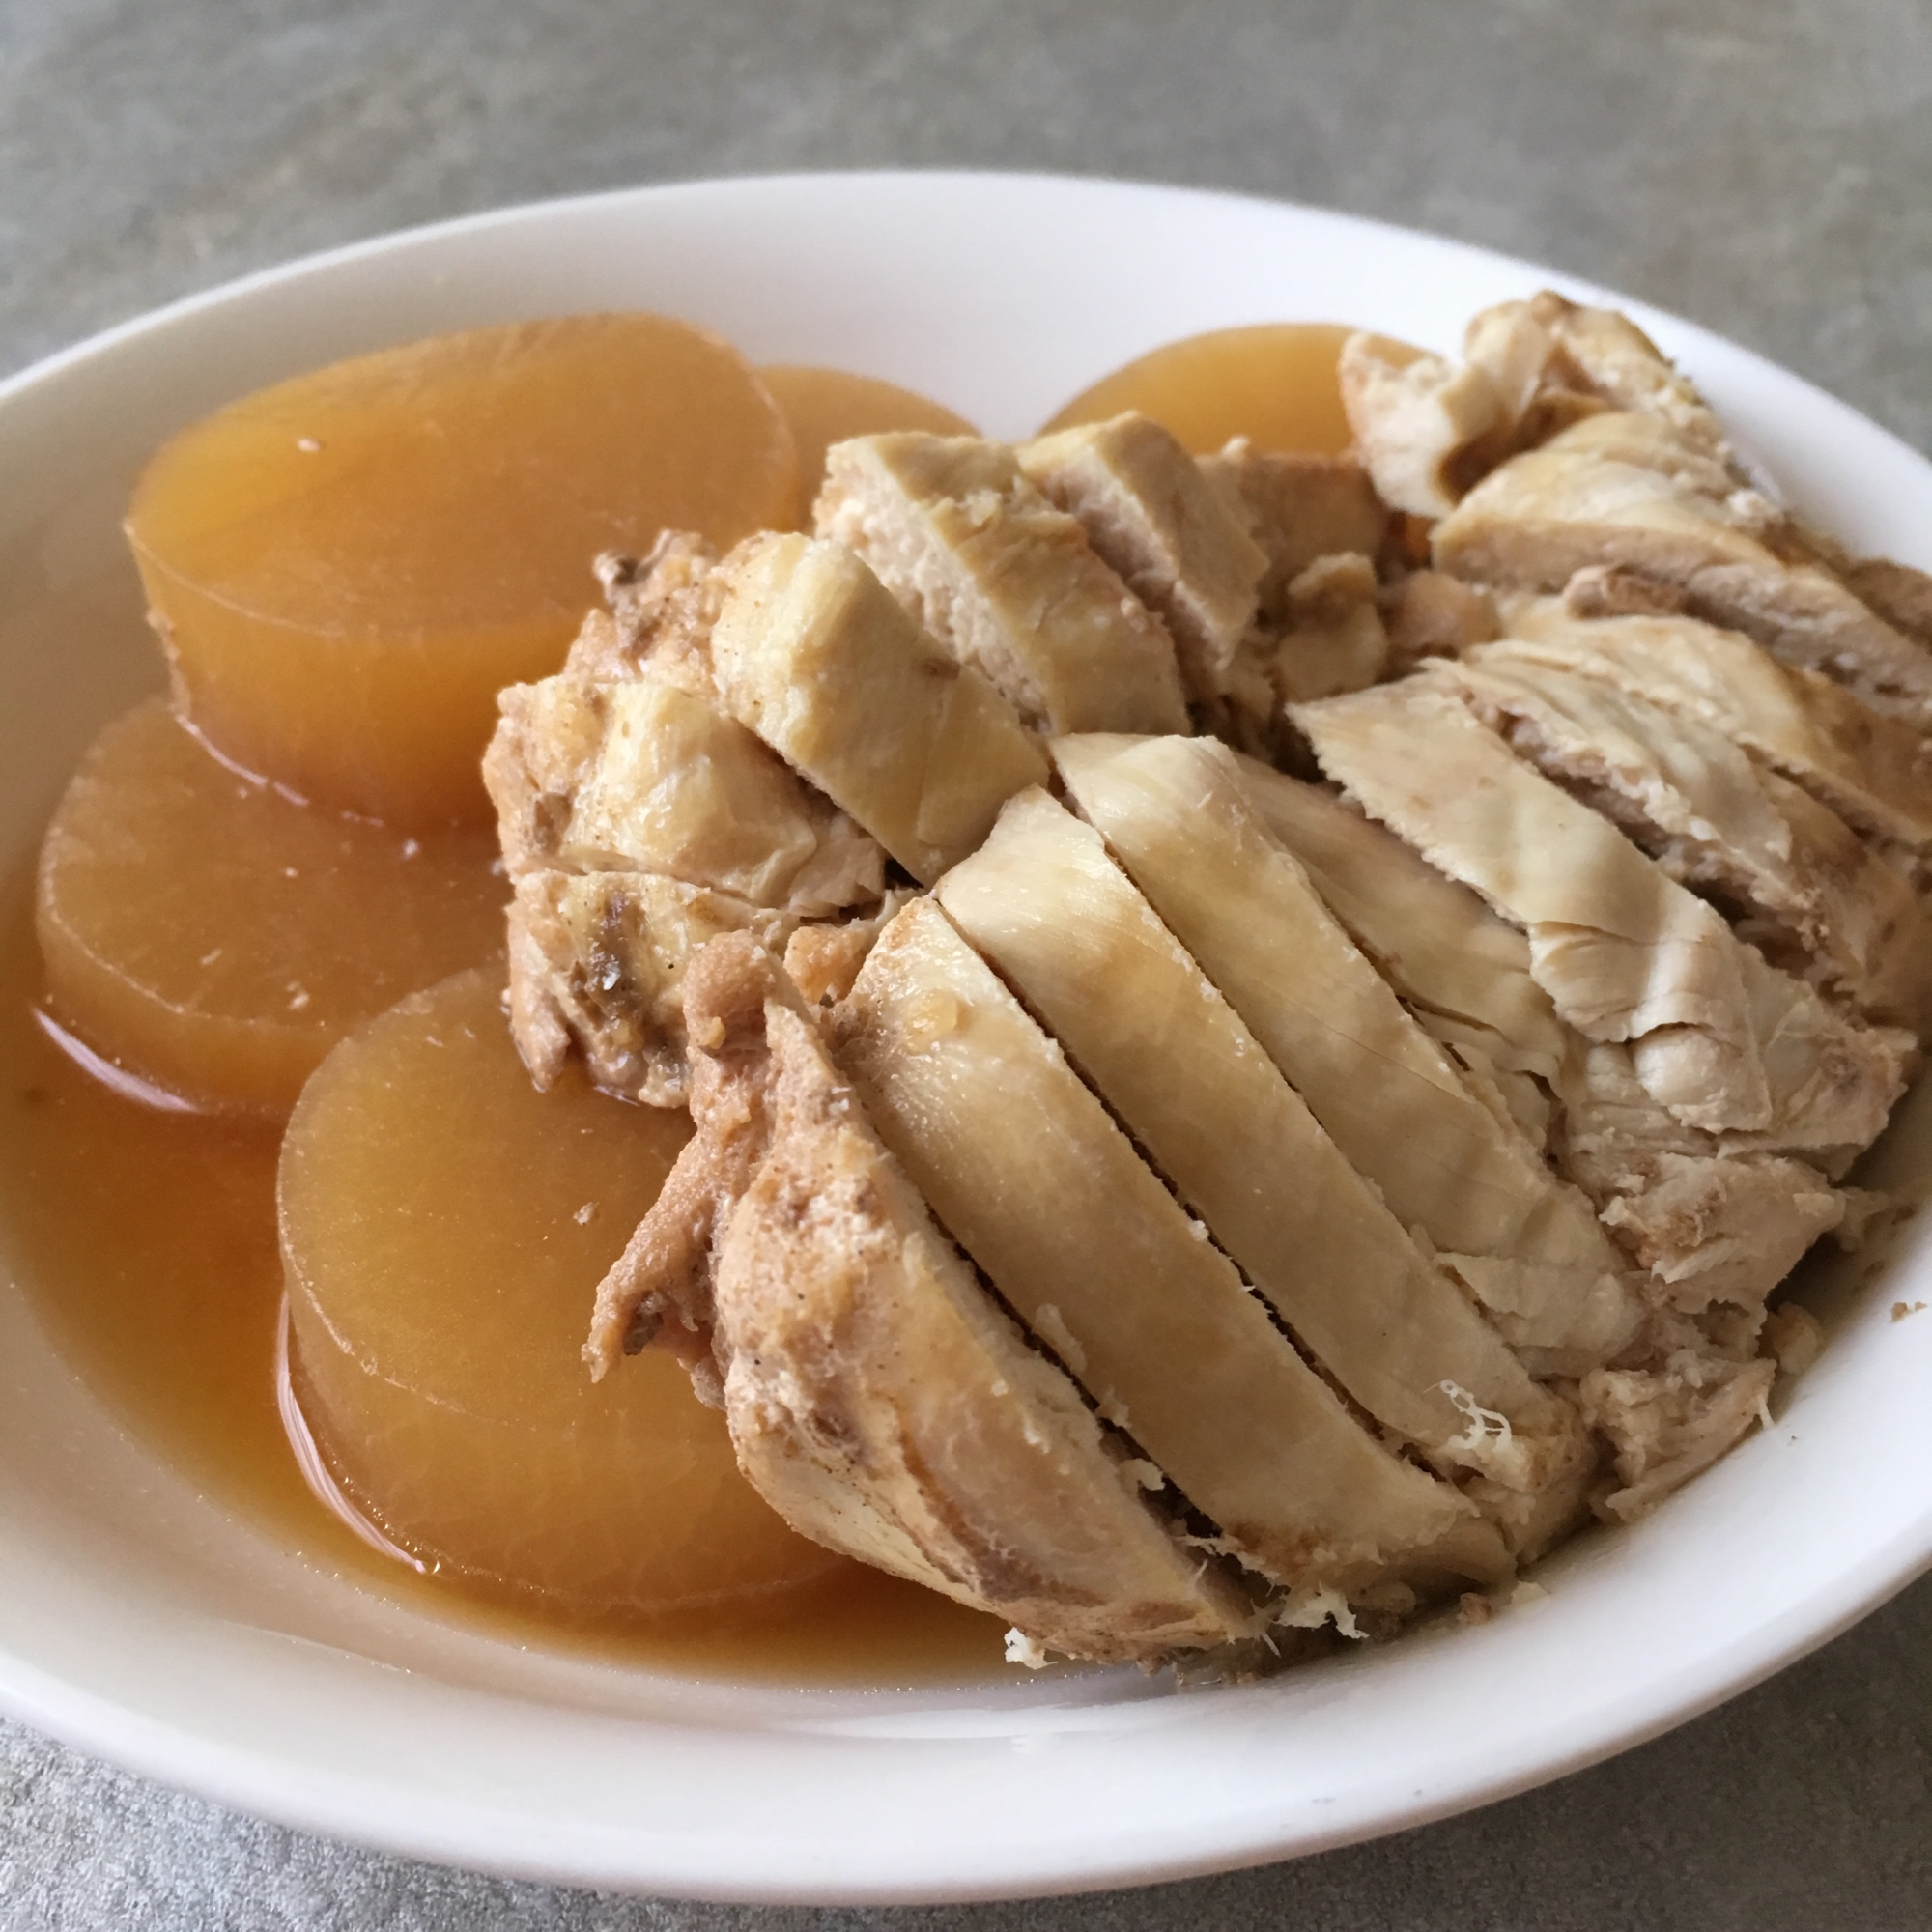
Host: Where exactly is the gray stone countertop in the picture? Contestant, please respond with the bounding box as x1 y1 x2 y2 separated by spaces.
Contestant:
2 1 1929 1925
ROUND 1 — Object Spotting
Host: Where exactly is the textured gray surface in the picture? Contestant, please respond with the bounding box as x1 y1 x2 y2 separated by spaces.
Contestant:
2 0 1930 1925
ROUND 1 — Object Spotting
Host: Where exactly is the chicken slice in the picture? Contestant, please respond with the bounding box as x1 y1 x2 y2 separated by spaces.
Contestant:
1486 604 1932 852
1337 332 1511 519
1441 653 1932 1028
1264 552 1392 705
1517 408 1738 496
1463 292 1728 458
1236 760 1857 1311
1295 679 1740 1122
1053 733 1637 1376
814 432 1189 736
835 896 1508 1596
1016 413 1270 732
1232 757 1570 1092
1434 414 1932 728
1195 444 1391 624
1306 675 1910 1151
937 786 1591 1521
1381 570 1502 673
706 533 1047 884
582 933 1255 1666
490 673 881 912
506 870 794 1106
484 533 891 1103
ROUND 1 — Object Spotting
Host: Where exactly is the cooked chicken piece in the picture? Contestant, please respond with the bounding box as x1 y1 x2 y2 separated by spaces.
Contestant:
1294 676 1911 1150
1557 561 1694 621
1054 734 1637 1377
813 433 1189 736
1732 943 1909 1156
1434 414 1932 728
1596 1148 1844 1315
937 787 1591 1520
1486 605 1932 852
582 531 731 693
1836 554 1932 650
1381 570 1501 672
1016 413 1270 733
582 933 1256 1666
1234 758 1857 1314
485 533 892 1102
1440 654 1932 1028
1233 757 1570 1092
707 533 1046 884
1579 1350 1776 1522
1463 292 1727 458
1268 553 1391 704
1337 332 1510 519
1761 1301 1827 1378
489 673 882 912
1559 1031 1854 1312
1194 444 1391 626
506 870 793 1106
1458 299 1560 426
781 889 917 1008
835 896 1508 1596
1520 409 1738 497
1339 292 1733 526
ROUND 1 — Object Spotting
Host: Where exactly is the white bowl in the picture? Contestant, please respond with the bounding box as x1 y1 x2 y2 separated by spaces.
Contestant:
2 172 1929 1906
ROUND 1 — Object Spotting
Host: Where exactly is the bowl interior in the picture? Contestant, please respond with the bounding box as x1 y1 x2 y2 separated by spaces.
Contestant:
2 173 1929 1904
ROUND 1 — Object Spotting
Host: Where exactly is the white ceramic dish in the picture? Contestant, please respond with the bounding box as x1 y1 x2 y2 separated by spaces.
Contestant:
2 172 1930 1906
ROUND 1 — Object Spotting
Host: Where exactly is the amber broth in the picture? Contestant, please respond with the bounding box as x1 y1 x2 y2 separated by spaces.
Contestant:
0 871 1008 1686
